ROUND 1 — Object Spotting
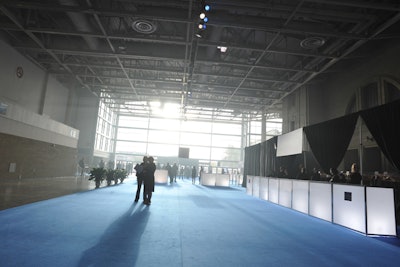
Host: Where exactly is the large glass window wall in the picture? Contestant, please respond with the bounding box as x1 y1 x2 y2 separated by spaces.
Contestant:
114 110 281 167
95 98 117 153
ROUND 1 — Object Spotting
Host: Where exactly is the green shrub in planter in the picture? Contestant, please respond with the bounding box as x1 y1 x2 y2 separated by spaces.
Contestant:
105 169 116 186
89 167 106 188
115 169 128 184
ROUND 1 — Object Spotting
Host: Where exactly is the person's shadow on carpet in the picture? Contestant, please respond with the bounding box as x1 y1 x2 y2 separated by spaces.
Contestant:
77 202 150 267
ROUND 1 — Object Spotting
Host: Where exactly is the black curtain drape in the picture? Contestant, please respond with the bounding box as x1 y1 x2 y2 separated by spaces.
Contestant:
360 99 400 172
243 143 261 187
265 137 277 176
260 140 267 177
303 113 359 173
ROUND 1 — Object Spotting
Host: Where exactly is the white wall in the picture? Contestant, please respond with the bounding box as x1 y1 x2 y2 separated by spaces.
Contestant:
43 76 69 123
0 40 45 114
0 39 74 126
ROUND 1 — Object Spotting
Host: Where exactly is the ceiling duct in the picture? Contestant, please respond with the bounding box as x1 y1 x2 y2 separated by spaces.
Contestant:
131 19 158 34
300 36 326 49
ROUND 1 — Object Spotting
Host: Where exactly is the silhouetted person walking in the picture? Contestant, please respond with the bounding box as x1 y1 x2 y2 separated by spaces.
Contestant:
191 166 197 184
143 156 156 205
134 156 147 202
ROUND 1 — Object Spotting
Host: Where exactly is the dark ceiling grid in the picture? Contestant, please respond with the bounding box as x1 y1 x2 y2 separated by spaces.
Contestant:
1 0 400 121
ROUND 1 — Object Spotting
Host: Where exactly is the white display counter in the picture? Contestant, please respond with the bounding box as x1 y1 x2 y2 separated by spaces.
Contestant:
216 174 230 186
292 180 309 214
279 179 292 208
201 173 216 186
309 182 332 222
252 176 260 198
268 178 279 204
259 177 269 201
247 176 397 236
333 184 365 233
366 187 397 236
246 175 254 195
200 173 231 187
154 169 168 183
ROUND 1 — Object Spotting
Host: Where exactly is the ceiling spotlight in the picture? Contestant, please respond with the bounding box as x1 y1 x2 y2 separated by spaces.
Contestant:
204 4 210 11
200 13 206 19
217 46 227 52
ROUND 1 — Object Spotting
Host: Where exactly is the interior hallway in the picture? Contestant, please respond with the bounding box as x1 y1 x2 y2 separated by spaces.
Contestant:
1 178 400 267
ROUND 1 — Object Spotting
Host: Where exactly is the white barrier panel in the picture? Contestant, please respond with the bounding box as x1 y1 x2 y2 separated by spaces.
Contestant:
366 187 397 236
269 178 279 204
252 176 260 198
246 175 254 195
260 177 269 201
292 180 309 214
202 173 216 186
333 184 366 233
155 169 168 183
309 182 332 222
279 179 292 208
215 174 230 187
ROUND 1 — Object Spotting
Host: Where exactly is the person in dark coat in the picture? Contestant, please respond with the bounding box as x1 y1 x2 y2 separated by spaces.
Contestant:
143 156 156 205
329 168 340 183
349 163 363 185
191 166 197 184
134 156 147 202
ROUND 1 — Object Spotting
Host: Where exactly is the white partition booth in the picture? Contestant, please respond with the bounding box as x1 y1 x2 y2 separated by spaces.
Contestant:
248 176 397 236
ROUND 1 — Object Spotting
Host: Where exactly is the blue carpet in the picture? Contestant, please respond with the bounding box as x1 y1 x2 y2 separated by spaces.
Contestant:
0 179 399 267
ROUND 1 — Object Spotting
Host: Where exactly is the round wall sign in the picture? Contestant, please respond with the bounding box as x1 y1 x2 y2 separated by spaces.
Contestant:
16 66 24 78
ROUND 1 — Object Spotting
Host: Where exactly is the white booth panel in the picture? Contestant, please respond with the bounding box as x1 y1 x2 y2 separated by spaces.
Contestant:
333 184 366 233
279 179 292 208
366 187 397 236
252 176 260 198
259 177 269 201
215 174 230 187
292 180 309 214
202 173 216 186
269 178 279 204
309 182 332 222
155 169 168 183
246 175 254 195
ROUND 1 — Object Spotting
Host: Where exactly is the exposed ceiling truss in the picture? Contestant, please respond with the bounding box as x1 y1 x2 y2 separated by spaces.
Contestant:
1 0 400 121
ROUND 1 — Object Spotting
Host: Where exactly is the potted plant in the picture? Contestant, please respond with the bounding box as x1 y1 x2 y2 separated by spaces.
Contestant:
89 167 106 188
115 169 128 184
105 169 116 186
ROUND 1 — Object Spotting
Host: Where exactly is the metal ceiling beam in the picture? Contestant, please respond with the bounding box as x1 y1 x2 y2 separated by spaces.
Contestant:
221 0 306 110
304 0 400 11
265 10 400 112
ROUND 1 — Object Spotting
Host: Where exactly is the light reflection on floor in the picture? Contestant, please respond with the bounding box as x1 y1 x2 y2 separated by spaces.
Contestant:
0 175 135 210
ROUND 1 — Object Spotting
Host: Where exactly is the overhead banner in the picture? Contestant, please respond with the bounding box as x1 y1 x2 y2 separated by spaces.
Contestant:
276 128 303 157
